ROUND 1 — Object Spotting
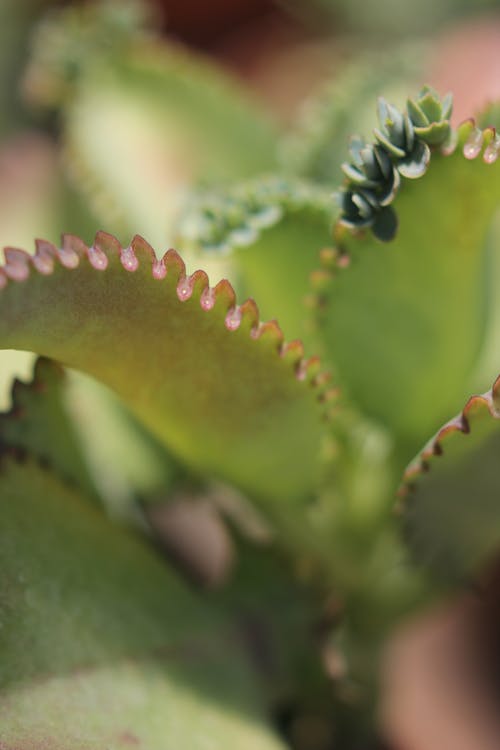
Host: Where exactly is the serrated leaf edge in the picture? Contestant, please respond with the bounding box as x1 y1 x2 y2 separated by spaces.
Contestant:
0 231 335 414
397 373 500 507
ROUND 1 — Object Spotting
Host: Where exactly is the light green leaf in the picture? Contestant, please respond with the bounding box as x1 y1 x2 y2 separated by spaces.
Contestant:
315 117 500 453
0 454 286 749
178 176 333 339
0 232 326 508
66 371 184 519
0 354 180 520
400 373 500 580
0 356 97 499
27 1 279 246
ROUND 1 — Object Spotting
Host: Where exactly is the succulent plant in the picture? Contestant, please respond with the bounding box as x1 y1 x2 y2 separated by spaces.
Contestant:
407 84 454 145
3 2 500 748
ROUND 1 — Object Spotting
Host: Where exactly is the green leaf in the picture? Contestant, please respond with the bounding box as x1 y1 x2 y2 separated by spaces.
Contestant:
66 371 185 519
315 117 500 453
396 138 430 179
400 374 500 581
0 232 326 508
27 1 279 246
0 353 187 520
0 356 97 500
178 176 333 340
0 454 286 748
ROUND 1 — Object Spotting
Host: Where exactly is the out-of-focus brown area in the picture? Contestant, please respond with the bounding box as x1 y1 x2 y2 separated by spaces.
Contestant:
152 0 336 121
381 560 500 750
153 1 500 123
152 0 273 44
145 495 235 588
429 14 500 123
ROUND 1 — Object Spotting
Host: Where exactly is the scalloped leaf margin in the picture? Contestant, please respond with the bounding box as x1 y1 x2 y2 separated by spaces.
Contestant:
0 231 332 507
399 374 500 579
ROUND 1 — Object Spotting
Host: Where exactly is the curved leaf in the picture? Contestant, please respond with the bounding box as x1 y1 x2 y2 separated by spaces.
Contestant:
400 374 500 580
66 371 184 518
27 1 279 245
178 176 333 339
0 356 181 519
0 356 97 499
0 232 327 507
0 453 285 749
315 116 500 452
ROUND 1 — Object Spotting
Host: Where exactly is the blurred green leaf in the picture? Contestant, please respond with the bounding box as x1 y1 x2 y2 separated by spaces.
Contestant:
0 0 55 136
66 370 184 519
0 357 97 500
284 0 498 36
0 454 286 748
281 48 425 184
26 0 279 246
401 373 500 580
178 176 333 339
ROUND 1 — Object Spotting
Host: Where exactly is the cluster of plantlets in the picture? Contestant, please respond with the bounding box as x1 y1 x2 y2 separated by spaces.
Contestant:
2 2 500 748
337 86 453 240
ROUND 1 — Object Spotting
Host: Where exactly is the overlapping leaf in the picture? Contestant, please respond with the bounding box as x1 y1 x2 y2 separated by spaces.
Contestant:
26 0 279 246
67 371 184 518
0 356 97 499
0 354 187 519
315 116 500 453
178 176 333 339
0 453 286 749
400 373 500 580
0 232 327 508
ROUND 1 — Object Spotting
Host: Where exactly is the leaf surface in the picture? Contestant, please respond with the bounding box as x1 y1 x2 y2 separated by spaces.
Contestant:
0 356 97 499
316 119 500 451
66 371 183 518
27 2 279 245
400 374 500 580
0 454 286 749
178 176 333 339
0 233 326 506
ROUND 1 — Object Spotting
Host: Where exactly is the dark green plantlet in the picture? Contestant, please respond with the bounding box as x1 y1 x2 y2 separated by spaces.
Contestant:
336 87 455 242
